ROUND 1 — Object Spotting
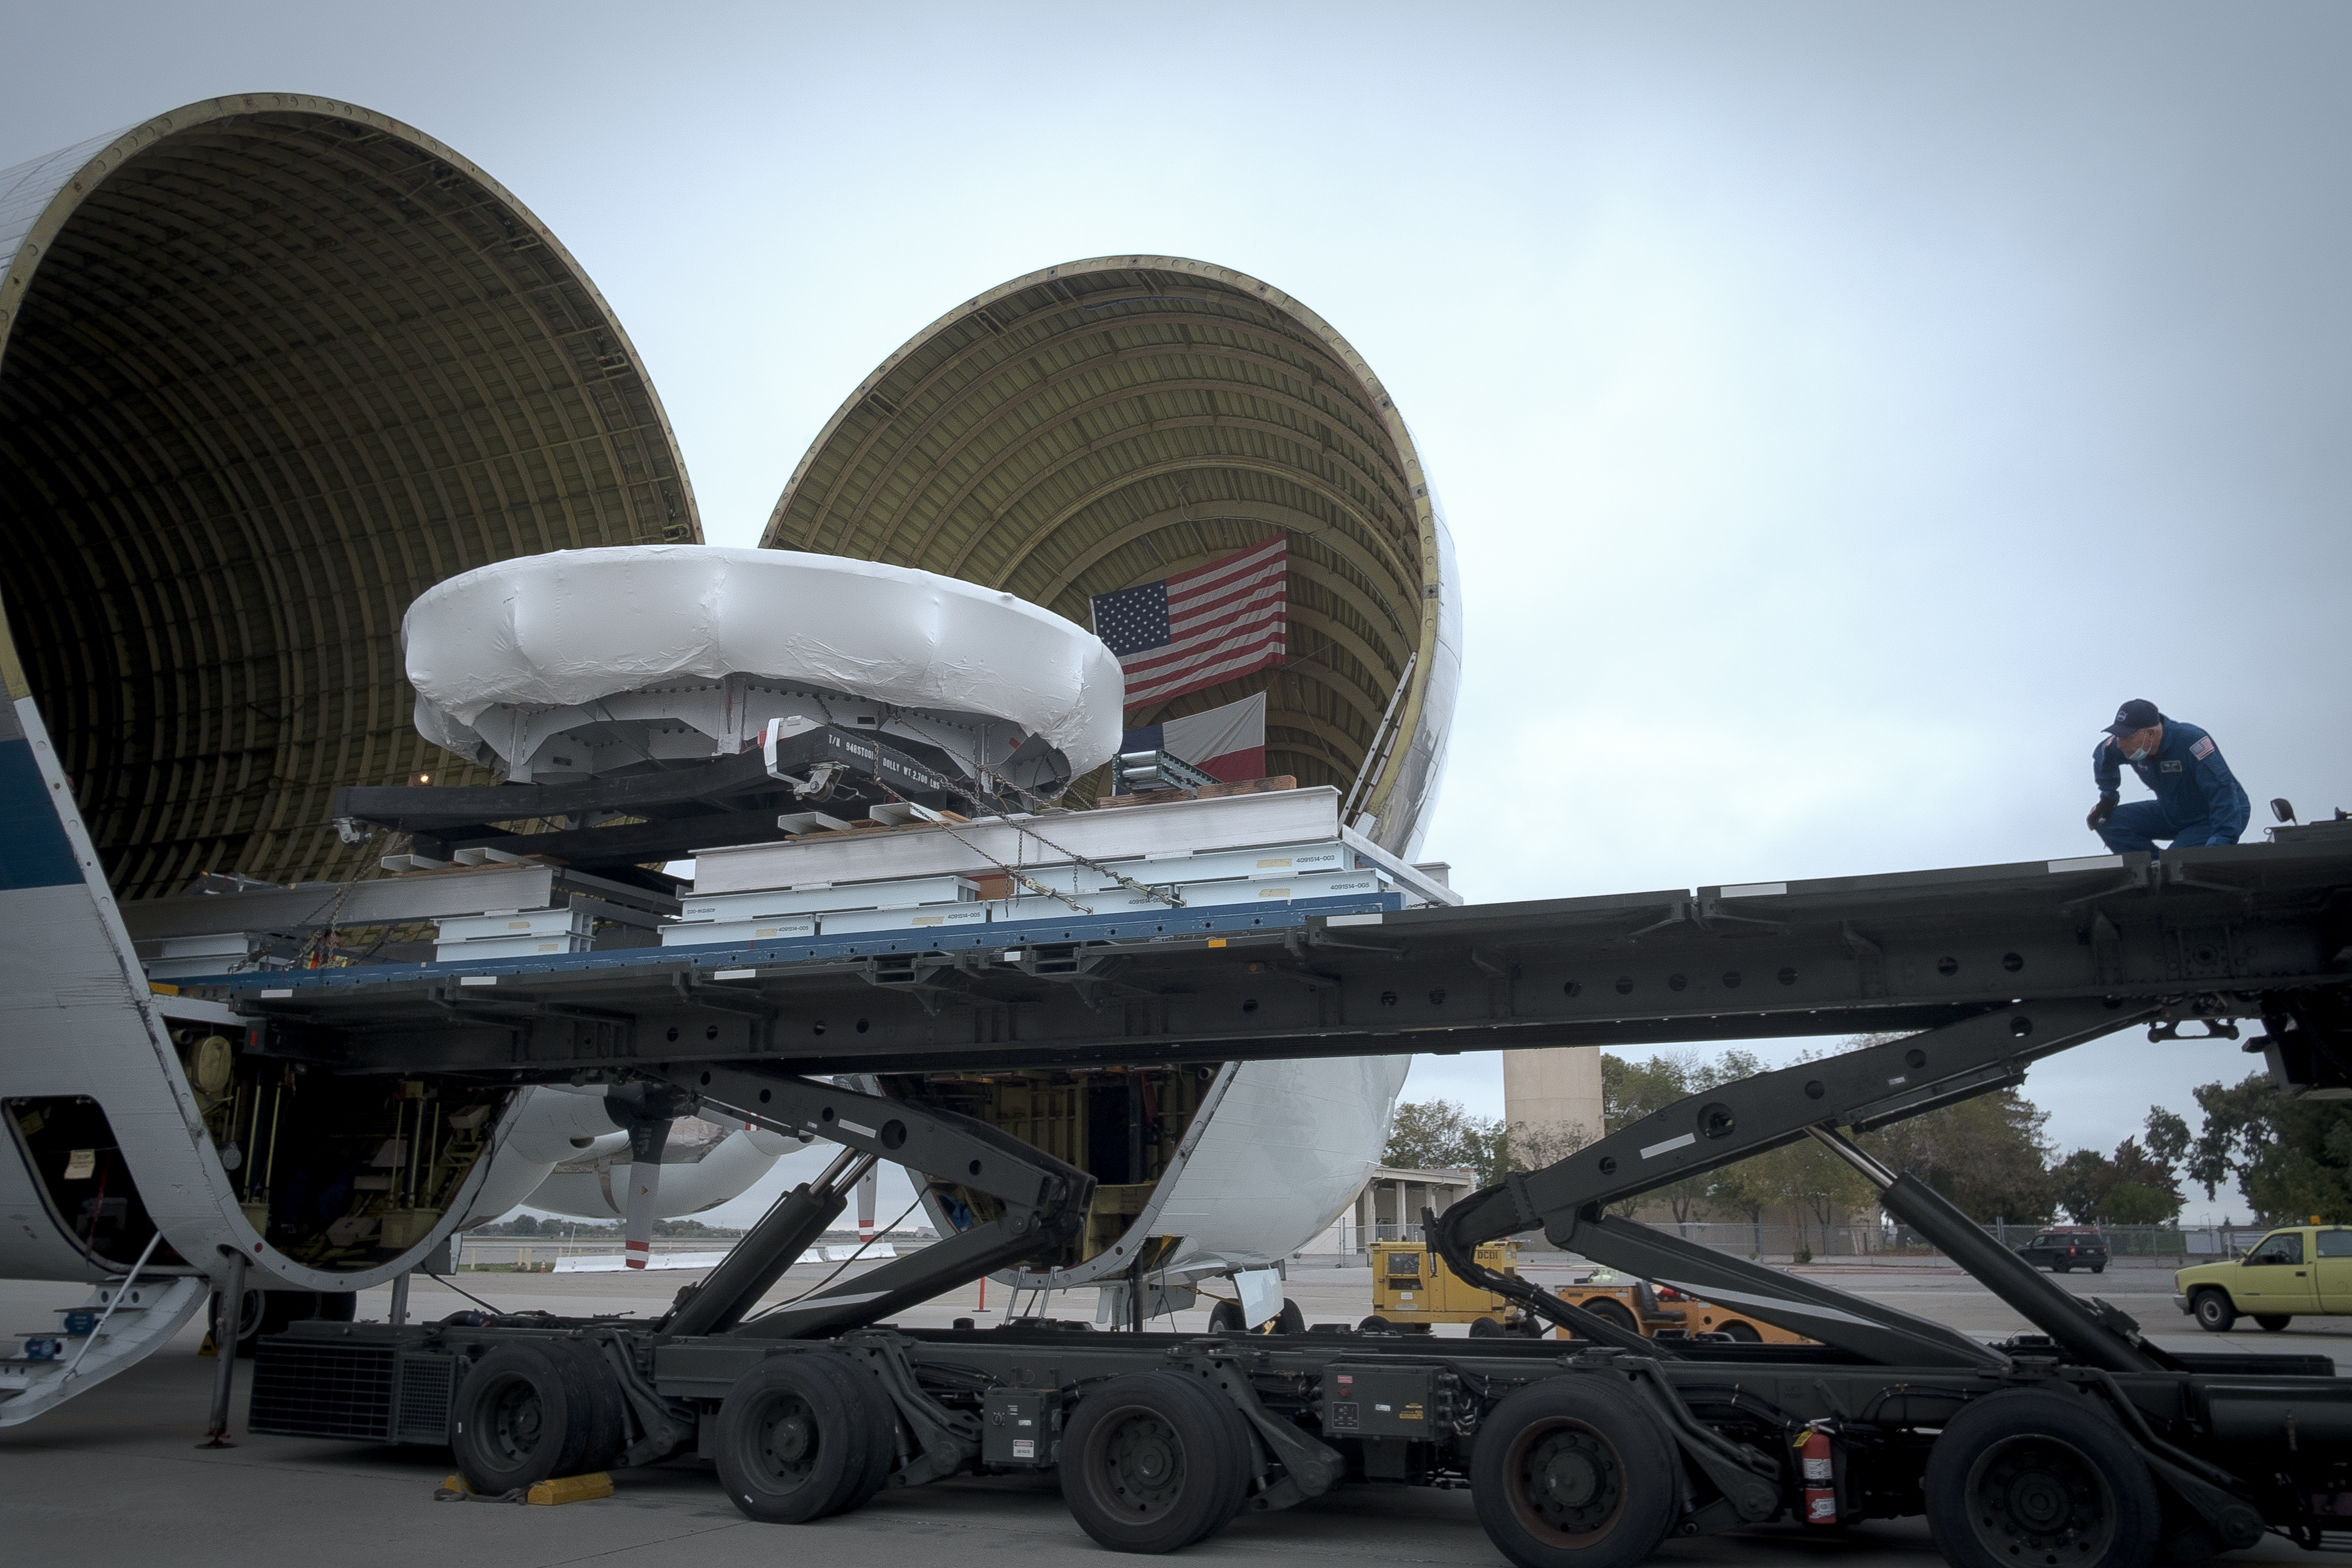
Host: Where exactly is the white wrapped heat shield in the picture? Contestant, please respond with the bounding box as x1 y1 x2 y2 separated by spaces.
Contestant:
403 546 1125 778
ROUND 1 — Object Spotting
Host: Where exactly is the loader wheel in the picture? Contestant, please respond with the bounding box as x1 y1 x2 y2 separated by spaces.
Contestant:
2254 1314 2291 1332
1471 1316 1505 1338
1925 1389 2158 1568
714 1355 890 1523
824 1358 896 1515
548 1339 628 1472
1472 1376 1678 1568
1061 1370 1251 1553
451 1343 594 1493
2191 1290 2237 1332
1358 1315 1395 1334
1715 1321 1763 1343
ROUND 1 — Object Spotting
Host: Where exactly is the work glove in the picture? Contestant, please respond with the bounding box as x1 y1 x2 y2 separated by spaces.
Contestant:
2085 795 2118 831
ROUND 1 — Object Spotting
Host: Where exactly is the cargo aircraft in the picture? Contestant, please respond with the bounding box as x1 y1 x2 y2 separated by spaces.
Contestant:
0 97 1460 1423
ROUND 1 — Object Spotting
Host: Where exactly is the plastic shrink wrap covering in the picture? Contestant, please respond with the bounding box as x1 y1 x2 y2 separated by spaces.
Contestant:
403 546 1125 778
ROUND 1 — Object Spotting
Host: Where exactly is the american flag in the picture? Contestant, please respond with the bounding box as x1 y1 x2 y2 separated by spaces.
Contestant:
1090 539 1286 709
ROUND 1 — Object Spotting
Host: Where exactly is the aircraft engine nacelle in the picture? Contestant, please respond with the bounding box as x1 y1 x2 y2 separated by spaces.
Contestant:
454 1087 632 1227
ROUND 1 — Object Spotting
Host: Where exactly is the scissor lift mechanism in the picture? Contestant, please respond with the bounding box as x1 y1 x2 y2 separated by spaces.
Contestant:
237 836 2352 1565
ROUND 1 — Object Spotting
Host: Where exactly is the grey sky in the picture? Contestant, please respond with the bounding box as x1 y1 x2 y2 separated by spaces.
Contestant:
6 3 2346 1222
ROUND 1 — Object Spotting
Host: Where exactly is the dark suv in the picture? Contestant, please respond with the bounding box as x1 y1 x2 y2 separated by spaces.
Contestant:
2017 1226 2108 1273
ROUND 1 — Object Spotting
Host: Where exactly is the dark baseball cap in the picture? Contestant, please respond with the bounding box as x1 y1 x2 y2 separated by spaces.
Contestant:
2104 698 2161 738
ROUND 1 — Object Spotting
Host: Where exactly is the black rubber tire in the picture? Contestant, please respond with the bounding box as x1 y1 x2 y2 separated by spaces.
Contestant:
1924 1389 2160 1568
1471 1374 1680 1568
1470 1316 1506 1338
1358 1314 1394 1333
1577 1298 1641 1337
2053 1263 2070 1274
1207 1297 1304 1334
825 1357 898 1516
1060 1370 1252 1553
1715 1320 1764 1343
2091 1265 2105 1274
2191 1290 2237 1332
548 1339 628 1472
451 1343 594 1493
2254 1315 2291 1332
714 1355 885 1523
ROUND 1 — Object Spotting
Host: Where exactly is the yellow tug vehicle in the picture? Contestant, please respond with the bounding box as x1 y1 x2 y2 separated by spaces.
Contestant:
1364 1239 1528 1332
1366 1240 1812 1344
1553 1266 1814 1345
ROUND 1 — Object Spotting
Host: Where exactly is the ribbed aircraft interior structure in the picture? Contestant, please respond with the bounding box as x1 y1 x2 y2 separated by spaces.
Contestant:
763 257 1459 854
0 95 697 904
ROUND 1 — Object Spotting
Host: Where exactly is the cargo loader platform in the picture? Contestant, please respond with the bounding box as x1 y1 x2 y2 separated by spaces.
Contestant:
209 833 2352 1086
232 828 2352 1567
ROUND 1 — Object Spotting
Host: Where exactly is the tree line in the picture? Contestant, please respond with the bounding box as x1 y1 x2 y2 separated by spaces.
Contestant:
1383 1039 2350 1233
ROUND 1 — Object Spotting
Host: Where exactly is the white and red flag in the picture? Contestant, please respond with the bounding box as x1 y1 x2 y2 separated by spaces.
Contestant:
1119 693 1268 784
1089 538 1286 709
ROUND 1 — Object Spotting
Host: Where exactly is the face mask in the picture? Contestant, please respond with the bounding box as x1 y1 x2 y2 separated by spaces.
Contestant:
2124 743 2152 762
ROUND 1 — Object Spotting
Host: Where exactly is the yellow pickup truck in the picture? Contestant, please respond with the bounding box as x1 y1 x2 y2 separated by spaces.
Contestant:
2174 1223 2352 1332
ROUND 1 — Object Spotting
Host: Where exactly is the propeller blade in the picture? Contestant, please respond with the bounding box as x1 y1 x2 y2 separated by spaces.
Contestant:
623 1116 673 1269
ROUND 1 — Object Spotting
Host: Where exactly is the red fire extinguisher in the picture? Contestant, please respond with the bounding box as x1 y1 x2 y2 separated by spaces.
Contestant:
1798 1422 1838 1525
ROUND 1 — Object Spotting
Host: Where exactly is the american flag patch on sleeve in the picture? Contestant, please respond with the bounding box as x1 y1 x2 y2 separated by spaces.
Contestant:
2191 735 2216 761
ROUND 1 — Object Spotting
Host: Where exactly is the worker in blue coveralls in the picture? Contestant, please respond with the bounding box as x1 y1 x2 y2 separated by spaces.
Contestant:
2085 698 2250 856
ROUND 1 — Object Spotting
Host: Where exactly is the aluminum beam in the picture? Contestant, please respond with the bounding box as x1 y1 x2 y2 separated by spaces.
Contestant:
121 865 559 941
